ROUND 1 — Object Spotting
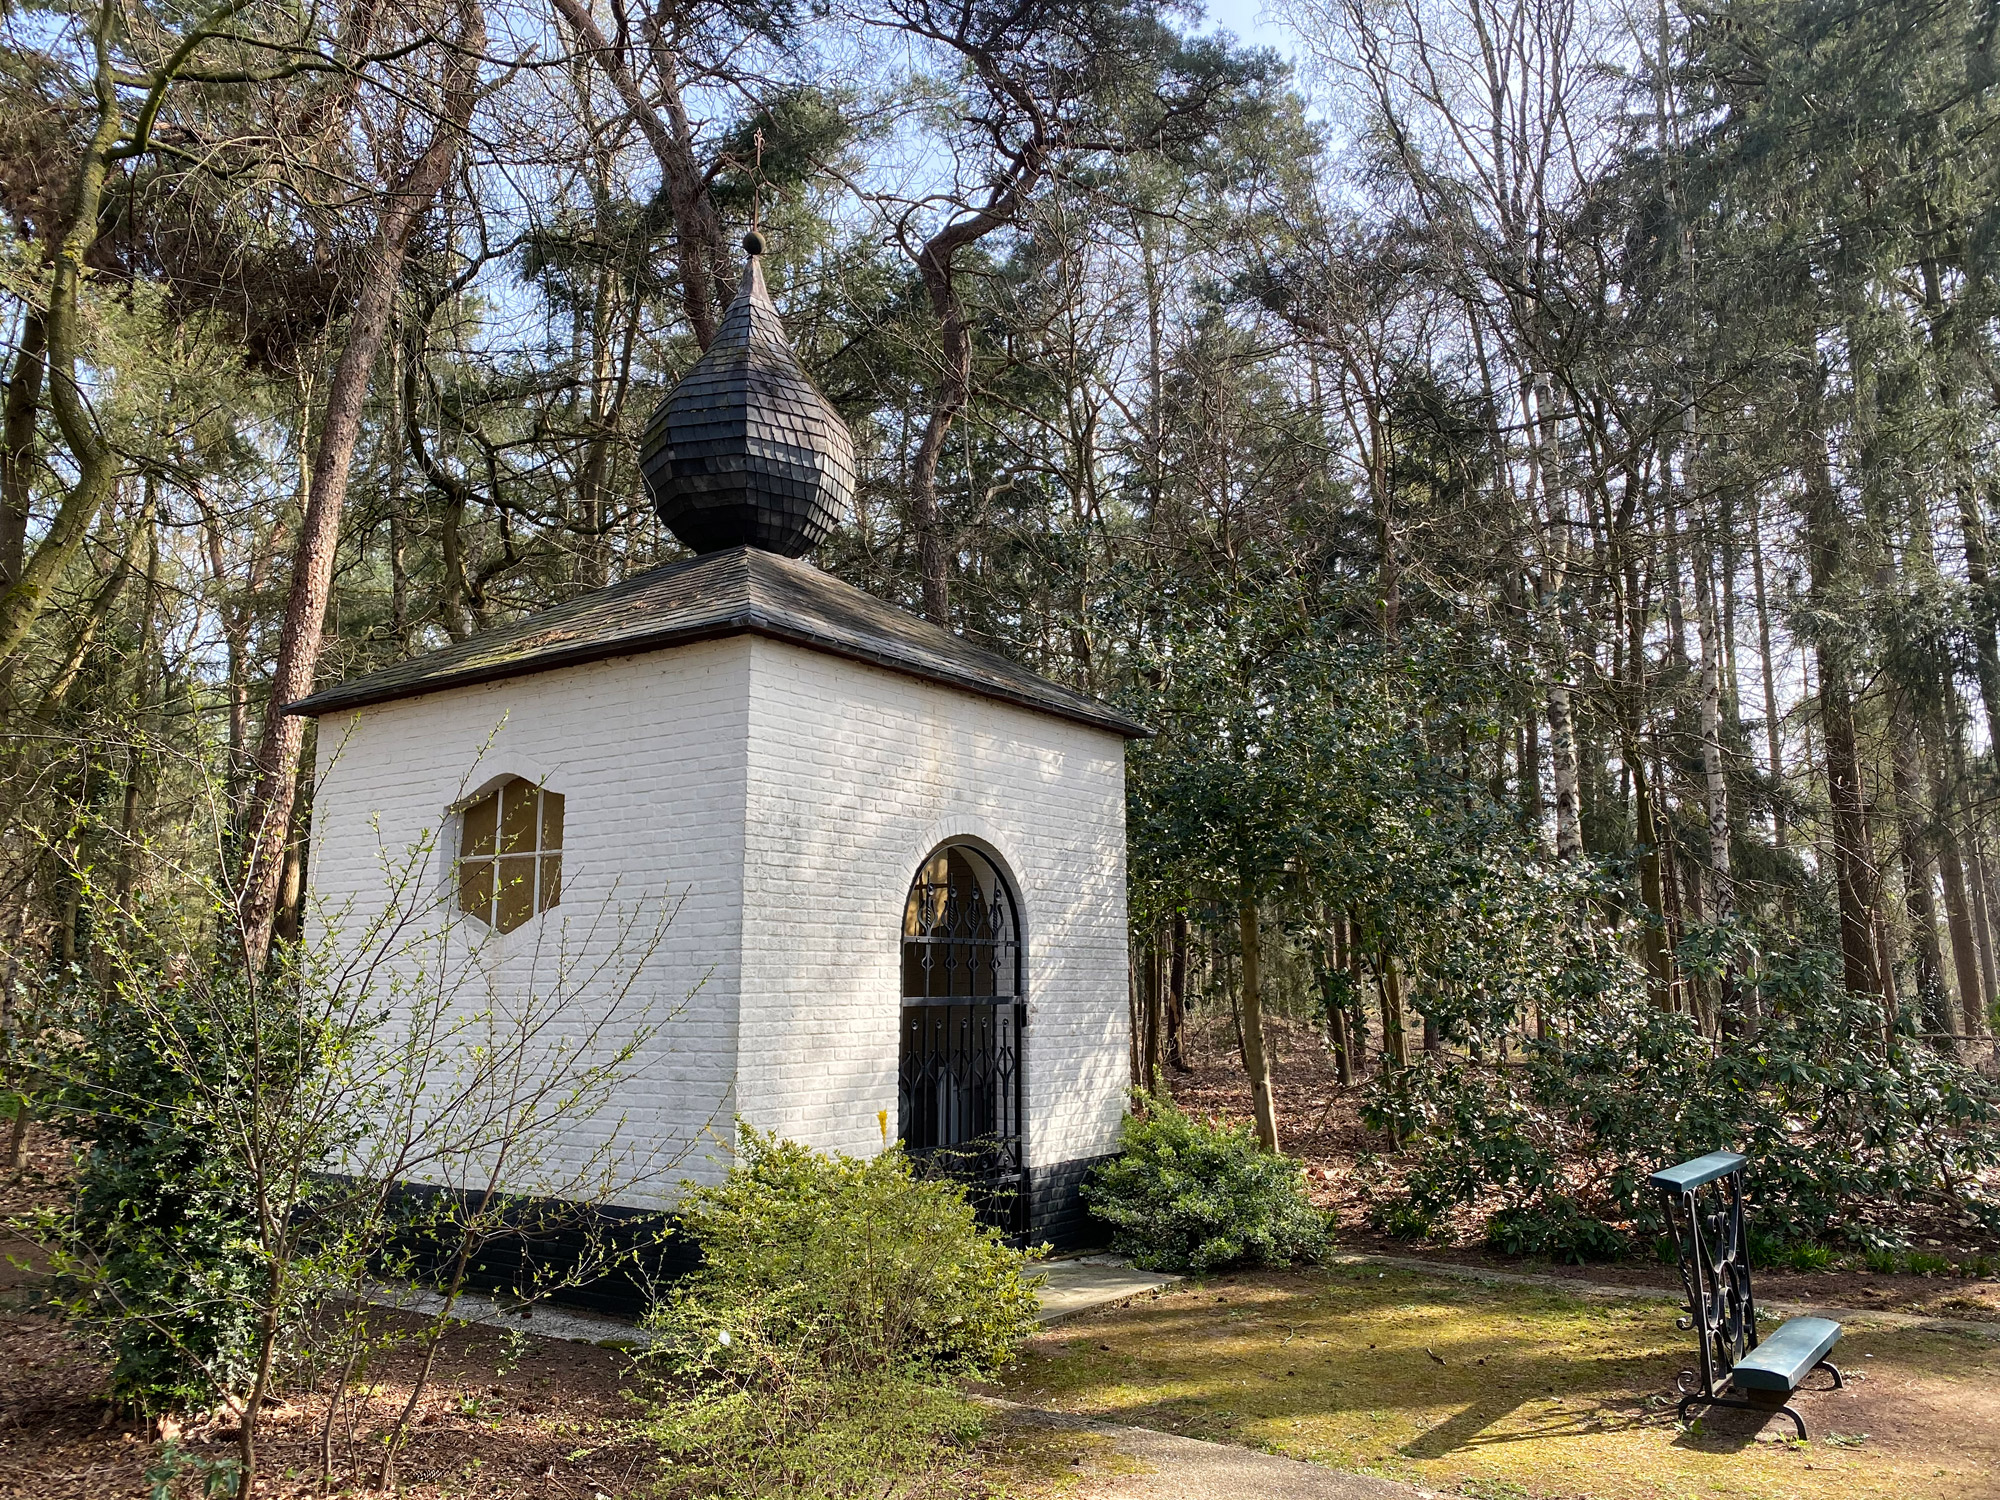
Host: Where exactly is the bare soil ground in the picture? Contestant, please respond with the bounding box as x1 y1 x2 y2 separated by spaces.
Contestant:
0 1290 655 1500
0 1125 1096 1499
1163 1012 2000 1316
1 1122 657 1500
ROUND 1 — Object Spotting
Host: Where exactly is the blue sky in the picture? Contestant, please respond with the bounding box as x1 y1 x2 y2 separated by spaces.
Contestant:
1195 0 1299 56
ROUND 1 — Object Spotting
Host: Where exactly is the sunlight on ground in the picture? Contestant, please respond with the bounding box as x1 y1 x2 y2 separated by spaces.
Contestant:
1002 1265 2000 1500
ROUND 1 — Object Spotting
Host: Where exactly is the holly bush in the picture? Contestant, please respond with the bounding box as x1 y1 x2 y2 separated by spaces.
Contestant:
1083 1095 1327 1273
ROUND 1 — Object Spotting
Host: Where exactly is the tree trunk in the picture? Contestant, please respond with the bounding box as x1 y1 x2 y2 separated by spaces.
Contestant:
1345 913 1370 1070
1890 700 1951 1046
1238 901 1279 1153
0 3 130 669
1965 781 2000 1034
0 308 47 589
1929 734 1985 1037
1166 909 1189 1072
547 0 731 348
1953 480 2000 754
909 396 956 626
1546 681 1584 860
1821 671 1887 1009
1128 958 1142 1088
1798 404 1889 1031
1142 937 1164 1091
1692 518 1739 1026
236 2 483 971
1378 948 1410 1071
1693 535 1732 917
1750 494 1786 846
1327 917 1354 1085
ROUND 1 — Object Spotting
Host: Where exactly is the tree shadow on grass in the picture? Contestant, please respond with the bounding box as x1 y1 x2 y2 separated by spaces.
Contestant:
1397 1391 1663 1459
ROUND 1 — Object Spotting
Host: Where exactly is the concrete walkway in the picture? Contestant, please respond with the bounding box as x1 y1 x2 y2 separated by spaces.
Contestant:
986 1399 1427 1500
1032 1253 1182 1324
365 1283 658 1347
370 1251 1179 1344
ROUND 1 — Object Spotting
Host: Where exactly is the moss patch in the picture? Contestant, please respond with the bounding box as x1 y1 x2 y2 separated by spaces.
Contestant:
1001 1265 2000 1500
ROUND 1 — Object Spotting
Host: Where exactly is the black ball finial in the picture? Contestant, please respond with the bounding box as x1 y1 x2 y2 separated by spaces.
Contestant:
742 229 767 256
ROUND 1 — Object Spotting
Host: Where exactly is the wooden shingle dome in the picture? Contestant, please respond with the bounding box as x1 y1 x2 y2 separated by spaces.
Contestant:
639 234 856 557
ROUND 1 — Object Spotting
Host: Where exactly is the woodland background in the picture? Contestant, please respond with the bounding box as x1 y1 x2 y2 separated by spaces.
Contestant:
3 0 2000 1253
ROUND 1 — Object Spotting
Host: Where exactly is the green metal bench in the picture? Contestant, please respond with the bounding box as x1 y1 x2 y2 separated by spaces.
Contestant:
1649 1151 1844 1439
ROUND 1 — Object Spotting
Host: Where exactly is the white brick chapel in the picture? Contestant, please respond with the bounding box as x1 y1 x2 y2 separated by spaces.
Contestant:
296 235 1145 1250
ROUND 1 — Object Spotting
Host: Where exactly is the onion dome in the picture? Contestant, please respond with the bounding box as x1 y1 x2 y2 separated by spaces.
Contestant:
639 232 856 557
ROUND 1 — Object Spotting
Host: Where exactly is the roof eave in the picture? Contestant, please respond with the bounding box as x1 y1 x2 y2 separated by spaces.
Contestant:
287 613 1152 740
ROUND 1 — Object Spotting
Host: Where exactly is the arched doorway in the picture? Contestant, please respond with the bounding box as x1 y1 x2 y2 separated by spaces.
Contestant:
898 844 1025 1231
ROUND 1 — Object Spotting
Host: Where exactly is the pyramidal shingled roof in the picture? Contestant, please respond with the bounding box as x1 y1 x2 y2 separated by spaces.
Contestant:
287 547 1149 738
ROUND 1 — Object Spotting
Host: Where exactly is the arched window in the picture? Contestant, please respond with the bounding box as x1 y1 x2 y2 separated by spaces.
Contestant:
898 845 1024 1230
457 777 564 934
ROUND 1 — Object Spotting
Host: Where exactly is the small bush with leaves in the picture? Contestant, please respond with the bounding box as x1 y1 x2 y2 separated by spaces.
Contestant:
638 1129 1041 1497
1485 1197 1630 1263
35 968 325 1414
1082 1095 1327 1274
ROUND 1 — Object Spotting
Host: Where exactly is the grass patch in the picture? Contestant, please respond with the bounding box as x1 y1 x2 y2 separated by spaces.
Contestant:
1002 1264 2000 1500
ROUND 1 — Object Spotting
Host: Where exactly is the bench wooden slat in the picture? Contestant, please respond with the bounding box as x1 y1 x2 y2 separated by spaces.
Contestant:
1646 1150 1747 1193
1729 1316 1841 1392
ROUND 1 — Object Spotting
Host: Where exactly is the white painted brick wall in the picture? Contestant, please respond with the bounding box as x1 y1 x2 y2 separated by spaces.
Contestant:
737 636 1130 1171
307 630 1131 1213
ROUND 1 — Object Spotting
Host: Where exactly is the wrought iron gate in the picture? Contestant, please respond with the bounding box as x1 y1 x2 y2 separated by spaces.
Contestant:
898 845 1025 1232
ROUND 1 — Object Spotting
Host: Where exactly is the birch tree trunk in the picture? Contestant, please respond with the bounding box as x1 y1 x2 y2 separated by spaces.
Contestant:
1750 494 1786 846
1533 373 1583 861
1238 901 1279 1153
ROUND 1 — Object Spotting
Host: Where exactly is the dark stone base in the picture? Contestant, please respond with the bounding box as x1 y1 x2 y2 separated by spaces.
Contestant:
380 1153 1114 1321
378 1181 695 1319
1024 1154 1113 1253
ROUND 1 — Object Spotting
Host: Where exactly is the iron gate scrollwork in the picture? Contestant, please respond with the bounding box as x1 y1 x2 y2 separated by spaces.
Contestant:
899 845 1025 1233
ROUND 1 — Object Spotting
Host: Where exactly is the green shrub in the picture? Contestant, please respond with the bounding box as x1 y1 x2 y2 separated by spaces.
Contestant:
1905 1251 1950 1276
1863 1249 1902 1274
1082 1095 1327 1274
638 1129 1041 1497
1484 1197 1630 1263
1785 1243 1836 1272
36 976 295 1413
1368 1199 1442 1242
1363 932 2000 1251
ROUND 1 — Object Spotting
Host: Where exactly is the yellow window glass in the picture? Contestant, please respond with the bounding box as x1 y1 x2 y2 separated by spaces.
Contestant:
456 778 565 932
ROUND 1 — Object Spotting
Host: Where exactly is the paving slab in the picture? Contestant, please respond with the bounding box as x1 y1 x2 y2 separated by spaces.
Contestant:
986 1399 1427 1500
1032 1254 1182 1324
368 1254 1177 1343
364 1283 657 1347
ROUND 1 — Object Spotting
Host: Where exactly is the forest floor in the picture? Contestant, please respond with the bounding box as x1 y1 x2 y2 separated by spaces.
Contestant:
8 1024 2000 1500
0 1124 1107 1500
1169 1012 2000 1313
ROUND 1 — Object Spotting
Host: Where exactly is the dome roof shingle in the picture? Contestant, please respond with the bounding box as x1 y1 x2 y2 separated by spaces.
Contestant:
639 235 856 557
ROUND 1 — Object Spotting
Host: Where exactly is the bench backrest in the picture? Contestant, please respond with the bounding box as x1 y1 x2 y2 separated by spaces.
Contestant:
1648 1151 1759 1397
